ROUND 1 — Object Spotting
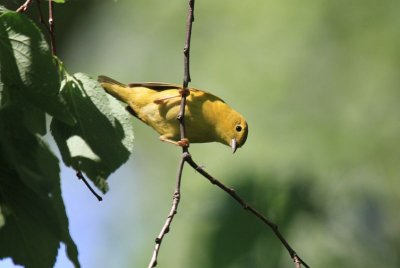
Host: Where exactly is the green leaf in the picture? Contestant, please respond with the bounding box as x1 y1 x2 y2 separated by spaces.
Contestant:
0 164 79 268
0 106 80 268
2 82 47 135
0 167 59 268
0 9 79 266
0 10 75 126
0 6 8 15
51 73 134 192
0 106 54 195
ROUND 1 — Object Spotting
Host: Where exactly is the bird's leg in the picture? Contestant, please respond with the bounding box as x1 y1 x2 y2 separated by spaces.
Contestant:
159 136 178 145
159 135 190 148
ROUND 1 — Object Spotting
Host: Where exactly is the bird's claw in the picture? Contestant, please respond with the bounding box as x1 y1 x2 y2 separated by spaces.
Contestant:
177 138 190 148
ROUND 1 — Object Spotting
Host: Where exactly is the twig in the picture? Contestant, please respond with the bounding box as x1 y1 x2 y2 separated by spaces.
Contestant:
183 0 195 88
16 0 34 12
34 0 57 55
147 155 186 268
76 171 103 202
294 255 302 268
48 0 57 55
185 156 310 268
16 0 56 54
148 0 309 267
147 1 195 267
178 0 195 145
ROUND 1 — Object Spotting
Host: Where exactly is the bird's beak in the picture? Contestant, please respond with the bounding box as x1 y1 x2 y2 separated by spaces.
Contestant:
231 138 238 153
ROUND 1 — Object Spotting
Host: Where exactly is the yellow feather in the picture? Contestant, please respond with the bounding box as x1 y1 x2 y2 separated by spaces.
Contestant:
98 75 248 152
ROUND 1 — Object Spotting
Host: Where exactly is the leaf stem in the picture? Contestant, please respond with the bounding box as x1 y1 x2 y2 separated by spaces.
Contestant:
76 171 103 202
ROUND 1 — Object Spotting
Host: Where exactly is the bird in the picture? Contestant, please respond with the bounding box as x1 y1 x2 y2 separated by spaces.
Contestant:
98 75 248 153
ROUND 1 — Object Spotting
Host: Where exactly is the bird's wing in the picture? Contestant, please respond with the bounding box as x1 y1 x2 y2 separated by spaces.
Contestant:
98 75 127 87
127 82 182 90
127 82 225 103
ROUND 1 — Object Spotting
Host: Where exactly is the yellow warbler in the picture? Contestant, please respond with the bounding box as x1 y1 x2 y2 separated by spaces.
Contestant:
98 76 248 152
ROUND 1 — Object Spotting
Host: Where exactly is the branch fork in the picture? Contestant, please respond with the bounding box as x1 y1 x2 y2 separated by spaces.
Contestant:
147 0 309 267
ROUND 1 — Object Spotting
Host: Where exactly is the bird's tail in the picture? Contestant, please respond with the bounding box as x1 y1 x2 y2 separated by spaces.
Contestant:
98 75 132 103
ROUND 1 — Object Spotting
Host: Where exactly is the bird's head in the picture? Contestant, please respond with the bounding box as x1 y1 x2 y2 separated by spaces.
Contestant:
230 118 248 153
219 112 248 153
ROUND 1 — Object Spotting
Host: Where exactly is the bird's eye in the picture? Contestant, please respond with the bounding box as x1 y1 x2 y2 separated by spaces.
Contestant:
235 125 242 132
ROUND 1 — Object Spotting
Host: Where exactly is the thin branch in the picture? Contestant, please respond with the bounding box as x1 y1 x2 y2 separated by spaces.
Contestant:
16 0 56 55
147 155 186 268
178 0 195 144
147 0 195 267
76 171 103 202
148 0 309 267
34 0 57 55
294 255 302 268
16 0 34 12
48 0 57 55
185 156 310 268
183 0 195 88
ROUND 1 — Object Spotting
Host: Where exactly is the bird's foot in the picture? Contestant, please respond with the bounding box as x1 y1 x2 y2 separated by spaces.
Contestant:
177 138 190 148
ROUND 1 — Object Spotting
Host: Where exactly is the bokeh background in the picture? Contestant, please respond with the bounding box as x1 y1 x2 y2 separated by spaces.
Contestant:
3 0 400 267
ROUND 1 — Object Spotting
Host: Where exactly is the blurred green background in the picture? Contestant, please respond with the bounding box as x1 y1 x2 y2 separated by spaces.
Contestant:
4 0 400 267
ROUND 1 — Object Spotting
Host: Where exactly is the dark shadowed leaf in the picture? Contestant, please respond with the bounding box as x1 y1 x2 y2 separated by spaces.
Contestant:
0 106 80 268
51 73 134 192
0 10 74 126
